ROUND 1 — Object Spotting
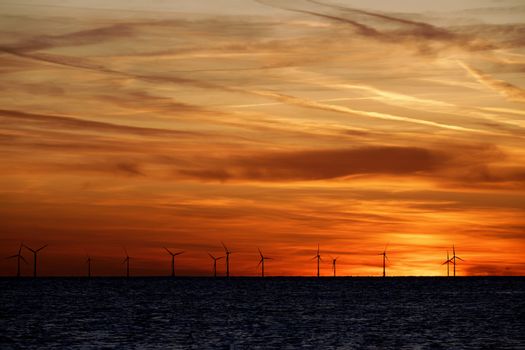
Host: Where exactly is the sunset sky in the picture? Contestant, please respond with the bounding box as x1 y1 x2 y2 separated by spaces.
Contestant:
1 0 525 277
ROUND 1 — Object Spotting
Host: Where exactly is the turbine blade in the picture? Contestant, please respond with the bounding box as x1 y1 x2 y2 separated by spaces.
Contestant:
6 255 18 259
164 247 173 255
23 244 35 253
456 257 464 261
221 241 229 253
174 251 184 256
36 244 48 252
20 255 28 264
258 248 263 258
208 253 215 260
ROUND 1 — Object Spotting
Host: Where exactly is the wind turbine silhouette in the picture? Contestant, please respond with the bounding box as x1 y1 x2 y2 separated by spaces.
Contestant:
23 244 47 277
442 251 453 277
221 242 232 277
451 245 464 277
208 253 223 277
331 256 338 277
312 244 322 277
379 244 389 277
164 247 184 277
6 243 27 277
123 248 131 278
258 248 272 277
86 256 92 278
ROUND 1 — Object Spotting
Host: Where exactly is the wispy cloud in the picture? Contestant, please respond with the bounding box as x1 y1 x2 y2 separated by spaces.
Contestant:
459 61 525 103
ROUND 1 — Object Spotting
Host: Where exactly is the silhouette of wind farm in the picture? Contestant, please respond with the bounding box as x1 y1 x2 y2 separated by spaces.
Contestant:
379 245 389 278
23 244 47 278
331 256 338 277
442 251 453 277
222 242 233 278
123 248 131 278
6 243 27 277
86 256 92 278
312 244 322 277
3 242 471 277
208 253 223 277
451 245 464 277
164 247 184 277
257 248 272 277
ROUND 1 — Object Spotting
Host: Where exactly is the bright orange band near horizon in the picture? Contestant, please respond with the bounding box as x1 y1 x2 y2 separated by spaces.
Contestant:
1 0 525 277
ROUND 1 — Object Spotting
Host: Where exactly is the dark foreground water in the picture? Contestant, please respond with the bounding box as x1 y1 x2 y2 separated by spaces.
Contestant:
1 277 524 349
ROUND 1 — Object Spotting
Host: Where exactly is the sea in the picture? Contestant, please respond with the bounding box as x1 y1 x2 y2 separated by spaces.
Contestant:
1 277 524 349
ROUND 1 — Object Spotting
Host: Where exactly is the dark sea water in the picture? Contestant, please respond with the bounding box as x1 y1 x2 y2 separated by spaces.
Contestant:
1 277 524 349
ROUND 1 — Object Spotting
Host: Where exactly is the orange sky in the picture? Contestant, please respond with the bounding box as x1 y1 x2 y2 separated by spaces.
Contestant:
1 0 525 276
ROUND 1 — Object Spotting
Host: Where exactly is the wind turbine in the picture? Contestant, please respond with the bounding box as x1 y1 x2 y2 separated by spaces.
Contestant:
123 248 131 278
86 256 92 278
258 248 272 277
442 251 453 277
451 245 464 277
208 253 223 277
312 244 322 277
379 244 389 277
23 244 47 277
6 243 27 277
221 242 233 277
331 256 338 277
164 247 184 277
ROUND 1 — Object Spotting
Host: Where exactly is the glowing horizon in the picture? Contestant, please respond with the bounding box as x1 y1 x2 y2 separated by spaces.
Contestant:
1 0 525 277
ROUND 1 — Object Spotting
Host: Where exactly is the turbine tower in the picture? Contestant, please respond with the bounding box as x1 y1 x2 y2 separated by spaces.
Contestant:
312 244 322 277
441 251 453 277
331 256 338 277
258 248 272 277
379 245 389 277
86 256 92 278
123 248 131 278
451 245 464 277
208 253 223 277
6 243 27 277
221 242 232 277
164 247 184 277
23 244 47 277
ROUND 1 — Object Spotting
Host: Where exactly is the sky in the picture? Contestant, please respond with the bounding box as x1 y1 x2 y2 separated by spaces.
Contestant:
1 0 524 277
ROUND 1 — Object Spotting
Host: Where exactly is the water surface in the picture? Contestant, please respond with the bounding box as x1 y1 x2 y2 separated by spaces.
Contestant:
1 277 524 349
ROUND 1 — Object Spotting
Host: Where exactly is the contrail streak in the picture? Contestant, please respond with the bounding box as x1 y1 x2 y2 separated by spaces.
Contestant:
0 48 485 132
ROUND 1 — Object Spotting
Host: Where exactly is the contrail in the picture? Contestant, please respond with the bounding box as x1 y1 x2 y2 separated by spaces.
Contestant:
254 0 380 37
458 61 525 103
306 0 454 40
0 47 486 132
249 89 485 133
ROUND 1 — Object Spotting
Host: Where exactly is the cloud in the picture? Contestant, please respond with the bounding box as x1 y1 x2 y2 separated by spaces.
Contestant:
307 0 456 40
459 61 525 103
465 263 525 276
0 108 201 137
6 23 137 52
179 146 450 181
257 0 496 53
176 143 525 188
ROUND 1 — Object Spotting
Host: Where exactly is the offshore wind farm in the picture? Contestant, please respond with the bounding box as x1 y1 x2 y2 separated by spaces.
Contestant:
2 241 472 278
